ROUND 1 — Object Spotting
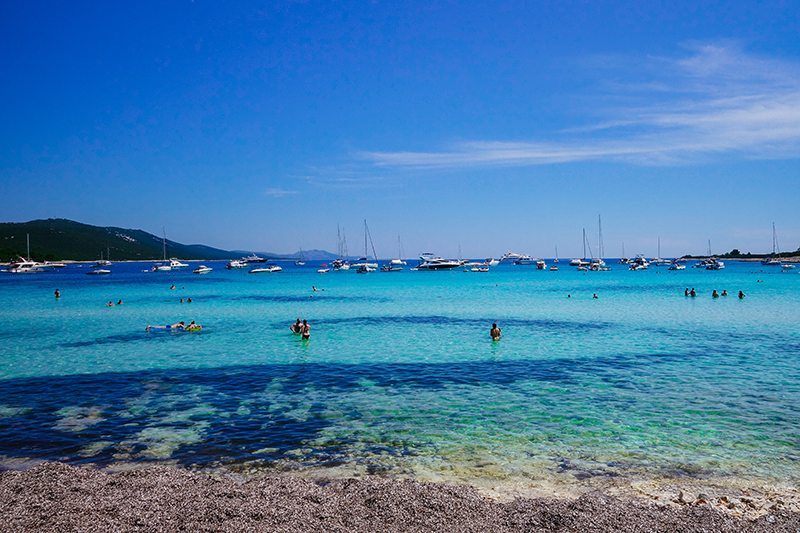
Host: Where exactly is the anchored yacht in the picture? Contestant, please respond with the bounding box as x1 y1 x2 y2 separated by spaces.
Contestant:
416 253 461 270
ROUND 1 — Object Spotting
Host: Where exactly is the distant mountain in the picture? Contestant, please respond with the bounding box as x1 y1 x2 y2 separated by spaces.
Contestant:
231 249 339 261
0 219 335 262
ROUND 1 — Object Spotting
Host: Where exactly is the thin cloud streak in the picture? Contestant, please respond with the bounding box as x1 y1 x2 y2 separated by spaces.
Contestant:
359 44 800 169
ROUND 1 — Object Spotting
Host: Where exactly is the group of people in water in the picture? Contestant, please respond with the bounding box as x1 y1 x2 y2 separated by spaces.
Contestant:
290 318 311 339
684 287 745 299
145 320 202 332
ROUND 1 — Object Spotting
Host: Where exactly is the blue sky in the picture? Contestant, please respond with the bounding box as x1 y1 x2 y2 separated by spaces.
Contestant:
1 1 799 257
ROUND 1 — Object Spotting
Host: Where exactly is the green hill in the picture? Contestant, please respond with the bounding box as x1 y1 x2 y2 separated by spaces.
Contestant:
0 219 236 261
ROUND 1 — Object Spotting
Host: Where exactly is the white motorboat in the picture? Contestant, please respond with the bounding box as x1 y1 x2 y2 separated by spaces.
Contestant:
381 259 405 272
356 264 376 273
317 263 330 273
168 258 189 268
416 253 461 270
629 255 649 270
39 261 67 269
151 263 171 272
782 263 796 270
705 258 725 270
242 253 267 263
193 265 213 274
536 259 547 270
485 258 500 266
668 262 686 270
499 251 525 263
513 255 536 265
469 266 489 272
549 265 559 271
86 268 111 275
226 260 248 269
331 259 350 270
6 257 43 273
250 265 282 273
295 249 305 266
589 259 610 271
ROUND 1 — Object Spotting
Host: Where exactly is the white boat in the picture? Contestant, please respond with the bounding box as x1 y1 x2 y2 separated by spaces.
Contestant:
168 258 189 268
351 220 380 271
86 268 111 275
536 259 546 270
485 258 500 266
151 230 176 272
470 266 490 272
706 258 725 270
416 253 461 270
332 225 351 270
193 265 213 274
782 263 795 270
6 257 43 273
95 247 112 267
295 249 305 266
499 251 525 263
317 263 330 273
242 253 267 263
589 259 610 271
250 265 282 273
762 223 783 265
513 255 536 265
668 262 686 271
226 260 248 269
39 261 67 269
383 236 407 271
549 265 559 271
5 236 44 273
629 254 649 270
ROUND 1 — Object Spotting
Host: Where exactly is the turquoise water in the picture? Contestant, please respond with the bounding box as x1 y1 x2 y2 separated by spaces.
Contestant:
1 261 799 488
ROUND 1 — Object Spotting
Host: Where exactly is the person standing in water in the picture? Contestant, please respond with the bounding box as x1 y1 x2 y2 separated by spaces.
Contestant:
490 323 501 341
54 289 60 299
290 318 302 334
301 319 311 340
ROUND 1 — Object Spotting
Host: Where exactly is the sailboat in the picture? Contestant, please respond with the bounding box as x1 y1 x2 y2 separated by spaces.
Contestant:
761 223 782 265
151 229 172 272
570 229 591 268
6 234 44 273
95 247 112 267
590 215 610 271
651 237 671 267
295 248 306 266
352 220 378 273
382 235 406 272
332 225 350 270
549 245 559 271
619 242 630 264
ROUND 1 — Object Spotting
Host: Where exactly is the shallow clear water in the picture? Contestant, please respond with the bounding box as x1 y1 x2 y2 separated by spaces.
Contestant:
1 260 798 487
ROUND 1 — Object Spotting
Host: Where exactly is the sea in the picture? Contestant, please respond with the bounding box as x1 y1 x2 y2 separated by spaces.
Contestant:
1 260 798 494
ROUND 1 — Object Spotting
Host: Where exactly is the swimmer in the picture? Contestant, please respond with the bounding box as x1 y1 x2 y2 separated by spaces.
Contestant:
684 288 689 297
171 321 185 330
301 319 310 340
690 288 696 297
490 323 501 341
738 290 745 299
592 293 598 299
567 294 571 299
117 299 123 305
170 284 176 290
290 318 302 334
712 289 719 298
106 301 114 307
187 297 192 303
54 289 61 299
312 285 318 292
185 320 202 331
721 290 728 297
180 298 184 303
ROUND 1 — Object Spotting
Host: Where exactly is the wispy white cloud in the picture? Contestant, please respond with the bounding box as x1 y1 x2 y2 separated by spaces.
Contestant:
358 43 800 169
264 187 298 197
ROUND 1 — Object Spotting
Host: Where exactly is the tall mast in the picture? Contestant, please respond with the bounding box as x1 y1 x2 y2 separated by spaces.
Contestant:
26 233 30 260
555 245 558 261
582 228 586 260
162 228 167 261
707 239 712 257
337 224 342 257
364 220 368 258
342 228 348 257
773 222 778 255
658 236 661 259
622 242 626 259
598 214 604 260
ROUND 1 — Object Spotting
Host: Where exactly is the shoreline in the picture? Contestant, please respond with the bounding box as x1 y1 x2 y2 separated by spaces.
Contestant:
2 462 798 531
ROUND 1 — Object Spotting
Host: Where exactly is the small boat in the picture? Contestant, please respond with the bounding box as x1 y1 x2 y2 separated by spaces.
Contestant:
781 263 795 270
470 266 489 272
250 265 282 273
86 268 111 275
168 258 189 269
536 259 547 270
151 263 171 272
762 223 783 265
226 260 248 269
356 264 376 273
193 265 213 274
40 261 67 269
705 258 725 270
152 230 177 271
549 265 558 271
629 254 649 270
317 263 330 273
485 258 500 266
295 249 305 266
668 262 686 271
